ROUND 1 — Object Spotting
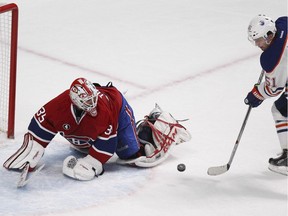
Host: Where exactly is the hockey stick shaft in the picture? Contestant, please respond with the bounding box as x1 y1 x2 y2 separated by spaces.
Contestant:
207 70 265 175
226 105 252 166
227 69 265 166
207 106 253 175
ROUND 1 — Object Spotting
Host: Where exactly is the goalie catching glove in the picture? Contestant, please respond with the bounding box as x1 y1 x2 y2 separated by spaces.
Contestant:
3 133 45 170
117 104 191 167
62 155 104 181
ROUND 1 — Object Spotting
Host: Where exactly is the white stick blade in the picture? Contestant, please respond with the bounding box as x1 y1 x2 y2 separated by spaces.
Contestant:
17 164 45 188
207 164 229 176
17 163 30 188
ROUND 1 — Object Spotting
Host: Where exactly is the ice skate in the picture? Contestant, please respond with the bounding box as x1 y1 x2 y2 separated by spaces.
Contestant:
268 149 288 176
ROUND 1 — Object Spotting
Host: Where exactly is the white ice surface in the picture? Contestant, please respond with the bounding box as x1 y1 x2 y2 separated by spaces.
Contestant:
0 0 287 216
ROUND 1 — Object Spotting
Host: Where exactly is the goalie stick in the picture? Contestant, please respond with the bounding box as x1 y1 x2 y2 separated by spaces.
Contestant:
207 70 265 176
17 163 45 188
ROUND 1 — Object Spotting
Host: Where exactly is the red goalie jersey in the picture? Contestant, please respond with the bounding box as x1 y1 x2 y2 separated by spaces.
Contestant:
28 85 122 164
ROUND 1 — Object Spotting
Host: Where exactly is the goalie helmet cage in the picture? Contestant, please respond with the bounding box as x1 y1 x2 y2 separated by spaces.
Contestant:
0 3 18 139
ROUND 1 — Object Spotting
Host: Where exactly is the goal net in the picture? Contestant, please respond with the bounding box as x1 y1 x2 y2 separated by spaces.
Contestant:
0 3 18 138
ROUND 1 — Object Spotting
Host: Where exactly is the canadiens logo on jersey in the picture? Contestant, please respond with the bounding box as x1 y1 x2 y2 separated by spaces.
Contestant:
61 133 93 148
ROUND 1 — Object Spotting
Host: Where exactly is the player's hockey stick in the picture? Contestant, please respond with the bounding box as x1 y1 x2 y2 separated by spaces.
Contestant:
17 163 45 188
207 70 265 176
17 163 30 187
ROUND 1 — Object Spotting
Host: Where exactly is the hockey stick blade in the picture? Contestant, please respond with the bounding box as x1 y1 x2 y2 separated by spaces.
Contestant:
207 164 230 176
17 163 30 188
17 164 45 188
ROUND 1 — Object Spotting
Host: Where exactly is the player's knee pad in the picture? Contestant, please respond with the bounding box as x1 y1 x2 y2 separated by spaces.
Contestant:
62 155 103 181
274 92 288 118
272 103 287 122
3 133 45 170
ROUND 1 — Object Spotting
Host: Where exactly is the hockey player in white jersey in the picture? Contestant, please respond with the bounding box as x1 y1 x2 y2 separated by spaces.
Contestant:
245 15 287 175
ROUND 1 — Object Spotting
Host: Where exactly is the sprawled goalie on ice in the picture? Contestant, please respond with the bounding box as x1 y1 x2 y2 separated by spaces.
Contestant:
3 77 191 181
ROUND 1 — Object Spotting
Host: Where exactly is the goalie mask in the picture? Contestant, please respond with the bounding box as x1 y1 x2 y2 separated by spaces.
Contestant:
69 78 98 117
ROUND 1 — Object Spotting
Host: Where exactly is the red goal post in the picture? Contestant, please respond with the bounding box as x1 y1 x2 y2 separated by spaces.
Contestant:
0 3 18 138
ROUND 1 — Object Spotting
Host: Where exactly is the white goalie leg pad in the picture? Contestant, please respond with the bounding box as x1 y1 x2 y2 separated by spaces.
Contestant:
133 143 173 167
133 106 191 168
116 143 169 167
117 143 173 168
62 155 103 181
118 104 192 168
153 111 191 149
3 133 45 170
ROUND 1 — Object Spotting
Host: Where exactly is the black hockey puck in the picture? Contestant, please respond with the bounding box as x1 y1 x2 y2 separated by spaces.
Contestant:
177 163 186 172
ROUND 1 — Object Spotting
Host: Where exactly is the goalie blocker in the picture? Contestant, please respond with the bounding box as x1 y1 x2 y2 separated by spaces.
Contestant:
116 104 191 167
3 133 45 170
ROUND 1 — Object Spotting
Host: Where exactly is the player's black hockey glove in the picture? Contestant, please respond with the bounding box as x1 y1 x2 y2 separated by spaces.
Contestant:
244 85 264 107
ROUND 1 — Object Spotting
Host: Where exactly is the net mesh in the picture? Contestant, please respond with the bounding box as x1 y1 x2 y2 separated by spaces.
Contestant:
0 8 12 132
